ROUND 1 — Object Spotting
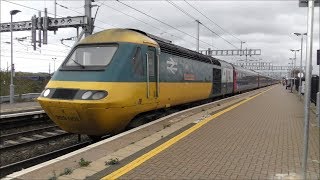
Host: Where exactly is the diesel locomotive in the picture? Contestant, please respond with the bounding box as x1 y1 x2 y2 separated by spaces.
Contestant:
37 28 277 138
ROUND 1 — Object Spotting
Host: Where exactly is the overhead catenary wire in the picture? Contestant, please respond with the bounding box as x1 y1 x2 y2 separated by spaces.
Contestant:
1 40 69 63
1 55 63 61
0 1 96 55
184 0 243 43
115 0 216 49
3 0 207 50
1 39 70 52
2 0 106 30
100 2 167 32
55 1 114 29
98 2 199 48
3 0 63 17
54 2 83 10
2 0 229 51
166 0 196 21
167 0 238 49
1 47 67 58
201 23 238 49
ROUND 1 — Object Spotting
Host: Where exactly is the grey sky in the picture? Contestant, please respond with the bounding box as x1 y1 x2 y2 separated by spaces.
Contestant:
0 0 319 74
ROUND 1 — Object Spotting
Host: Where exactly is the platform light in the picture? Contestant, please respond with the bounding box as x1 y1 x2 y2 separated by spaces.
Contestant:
9 9 21 104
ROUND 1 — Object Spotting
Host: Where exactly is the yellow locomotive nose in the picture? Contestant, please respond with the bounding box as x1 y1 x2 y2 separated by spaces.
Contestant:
37 81 140 136
38 98 131 135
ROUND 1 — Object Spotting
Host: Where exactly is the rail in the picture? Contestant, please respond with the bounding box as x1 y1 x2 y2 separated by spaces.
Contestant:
0 141 90 178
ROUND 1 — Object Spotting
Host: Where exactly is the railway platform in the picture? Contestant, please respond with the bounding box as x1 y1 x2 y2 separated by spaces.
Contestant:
4 85 320 179
0 101 41 114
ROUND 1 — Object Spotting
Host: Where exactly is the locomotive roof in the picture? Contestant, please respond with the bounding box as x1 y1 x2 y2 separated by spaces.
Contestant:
79 29 159 47
80 28 220 66
218 60 233 69
129 29 221 66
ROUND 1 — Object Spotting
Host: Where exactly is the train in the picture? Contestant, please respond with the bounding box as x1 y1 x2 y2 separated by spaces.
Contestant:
37 28 278 139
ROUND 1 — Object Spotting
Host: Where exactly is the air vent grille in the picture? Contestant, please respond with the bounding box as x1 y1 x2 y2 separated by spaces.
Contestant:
51 89 78 99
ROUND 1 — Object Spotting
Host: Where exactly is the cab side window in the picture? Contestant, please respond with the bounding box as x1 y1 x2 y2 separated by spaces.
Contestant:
132 47 144 76
147 47 155 77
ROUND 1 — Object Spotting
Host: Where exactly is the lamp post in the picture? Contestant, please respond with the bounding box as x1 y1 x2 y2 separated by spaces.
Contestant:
290 49 300 67
240 41 245 56
10 9 21 104
293 33 307 97
290 49 300 91
289 58 295 93
52 57 57 72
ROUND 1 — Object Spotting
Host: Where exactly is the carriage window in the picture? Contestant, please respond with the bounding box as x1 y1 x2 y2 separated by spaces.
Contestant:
147 47 155 77
64 45 117 67
132 47 144 76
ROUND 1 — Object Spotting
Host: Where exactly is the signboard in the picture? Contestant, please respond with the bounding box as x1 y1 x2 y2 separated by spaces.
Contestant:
200 49 261 56
299 0 319 7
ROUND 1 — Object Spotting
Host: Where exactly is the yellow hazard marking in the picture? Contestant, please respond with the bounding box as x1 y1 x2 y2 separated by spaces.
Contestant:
102 86 275 180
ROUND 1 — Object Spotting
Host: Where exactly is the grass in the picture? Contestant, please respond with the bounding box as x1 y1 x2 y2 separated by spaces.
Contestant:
163 124 171 129
79 158 91 167
59 168 73 176
105 158 120 165
48 171 57 180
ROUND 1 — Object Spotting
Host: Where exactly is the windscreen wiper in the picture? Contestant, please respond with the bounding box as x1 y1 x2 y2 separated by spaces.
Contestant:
71 59 85 69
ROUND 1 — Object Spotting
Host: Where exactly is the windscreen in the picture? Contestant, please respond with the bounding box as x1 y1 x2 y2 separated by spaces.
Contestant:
64 45 118 67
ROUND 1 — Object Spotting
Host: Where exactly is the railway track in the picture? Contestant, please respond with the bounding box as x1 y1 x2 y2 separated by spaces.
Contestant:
0 125 59 141
0 111 90 178
0 110 50 130
0 127 88 178
0 127 71 152
0 141 90 178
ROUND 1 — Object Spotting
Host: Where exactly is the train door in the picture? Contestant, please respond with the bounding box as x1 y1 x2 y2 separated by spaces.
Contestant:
233 68 237 93
146 46 159 103
226 68 233 94
212 68 221 95
221 68 227 95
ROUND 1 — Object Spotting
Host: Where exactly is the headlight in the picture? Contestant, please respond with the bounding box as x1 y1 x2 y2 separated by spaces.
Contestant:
92 91 107 100
81 91 93 99
43 89 51 97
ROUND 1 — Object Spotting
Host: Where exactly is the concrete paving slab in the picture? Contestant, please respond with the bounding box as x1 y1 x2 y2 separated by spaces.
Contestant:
62 168 96 179
111 85 320 179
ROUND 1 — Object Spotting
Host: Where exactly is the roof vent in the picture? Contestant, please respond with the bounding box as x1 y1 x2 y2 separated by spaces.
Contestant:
127 29 172 44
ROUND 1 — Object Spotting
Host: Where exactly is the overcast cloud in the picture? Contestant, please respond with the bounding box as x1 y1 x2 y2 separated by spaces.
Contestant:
0 0 319 75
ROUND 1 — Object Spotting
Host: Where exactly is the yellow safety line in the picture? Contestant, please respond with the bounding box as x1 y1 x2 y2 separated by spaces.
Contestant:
102 86 275 180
